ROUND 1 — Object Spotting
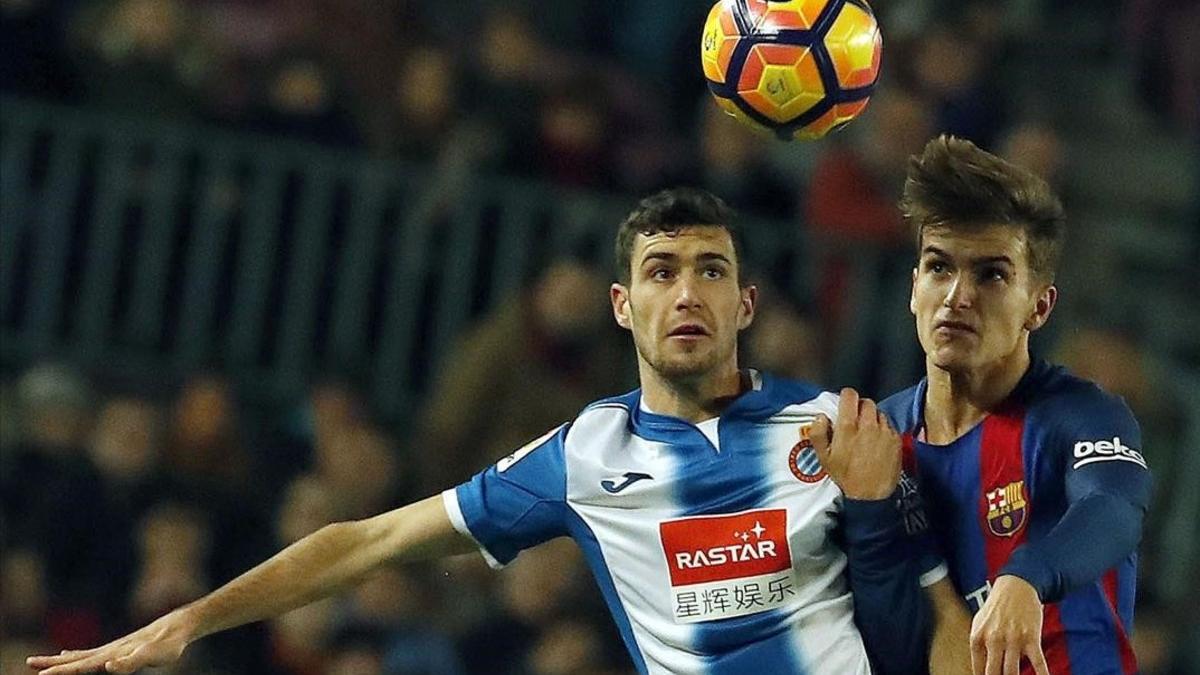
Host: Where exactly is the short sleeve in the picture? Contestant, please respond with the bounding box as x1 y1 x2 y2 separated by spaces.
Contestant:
1053 391 1152 510
443 424 571 568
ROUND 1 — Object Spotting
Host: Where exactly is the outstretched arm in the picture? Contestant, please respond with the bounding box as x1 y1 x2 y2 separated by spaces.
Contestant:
27 495 475 675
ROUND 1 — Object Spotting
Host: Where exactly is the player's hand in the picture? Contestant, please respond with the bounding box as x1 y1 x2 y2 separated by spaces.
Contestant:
969 575 1050 675
811 387 901 500
26 608 195 674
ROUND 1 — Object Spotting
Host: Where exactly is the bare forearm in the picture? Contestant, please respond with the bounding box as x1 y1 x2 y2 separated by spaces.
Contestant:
184 521 374 638
927 579 973 675
185 495 469 641
26 496 470 674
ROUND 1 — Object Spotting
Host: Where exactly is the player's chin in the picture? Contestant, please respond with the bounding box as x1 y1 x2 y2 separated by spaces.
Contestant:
656 353 718 379
929 346 975 372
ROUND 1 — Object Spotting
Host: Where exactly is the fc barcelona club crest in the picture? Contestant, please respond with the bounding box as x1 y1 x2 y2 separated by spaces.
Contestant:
985 480 1028 537
789 424 827 484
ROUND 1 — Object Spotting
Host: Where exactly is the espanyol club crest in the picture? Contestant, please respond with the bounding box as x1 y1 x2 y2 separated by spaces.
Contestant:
985 480 1028 537
788 424 827 484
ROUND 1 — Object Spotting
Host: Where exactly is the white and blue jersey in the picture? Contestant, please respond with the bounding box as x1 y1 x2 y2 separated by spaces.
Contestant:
443 371 943 675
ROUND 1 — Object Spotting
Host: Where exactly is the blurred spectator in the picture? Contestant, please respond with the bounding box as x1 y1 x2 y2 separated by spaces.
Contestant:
164 373 249 493
0 380 18 451
806 86 931 246
1132 600 1181 675
324 627 386 675
68 0 200 118
743 296 825 384
526 616 606 675
999 122 1068 190
335 568 465 675
264 375 369 501
473 8 568 91
0 0 78 100
689 102 798 220
364 45 463 159
164 374 273 603
1 364 104 609
464 8 569 175
245 53 361 147
804 87 932 356
89 396 163 489
1 638 51 675
535 81 614 187
1 548 48 640
314 422 403 520
459 539 593 675
128 502 211 624
413 259 632 492
87 396 170 617
1127 0 1200 135
909 20 1008 148
269 597 338 675
275 473 338 546
12 362 93 454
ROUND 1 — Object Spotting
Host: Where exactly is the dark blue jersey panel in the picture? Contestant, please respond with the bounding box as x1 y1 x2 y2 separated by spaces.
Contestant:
881 359 1148 674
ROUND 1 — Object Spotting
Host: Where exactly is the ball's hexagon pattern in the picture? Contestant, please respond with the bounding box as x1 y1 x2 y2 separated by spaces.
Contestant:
736 44 824 124
743 0 828 31
701 2 742 84
790 99 870 140
823 3 882 88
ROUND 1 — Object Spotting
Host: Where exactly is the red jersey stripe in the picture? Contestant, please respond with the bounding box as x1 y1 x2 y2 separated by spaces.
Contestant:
901 432 917 476
978 410 1073 675
1035 602 1072 675
977 409 1028 577
1102 569 1140 674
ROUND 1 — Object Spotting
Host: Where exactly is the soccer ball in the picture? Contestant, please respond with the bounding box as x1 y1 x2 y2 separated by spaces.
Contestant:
701 0 883 140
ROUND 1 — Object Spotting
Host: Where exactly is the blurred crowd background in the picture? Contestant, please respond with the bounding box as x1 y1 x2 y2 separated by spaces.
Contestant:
2 0 1198 673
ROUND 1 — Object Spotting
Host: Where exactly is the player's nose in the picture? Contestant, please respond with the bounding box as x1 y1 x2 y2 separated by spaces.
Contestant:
943 275 975 309
674 275 703 310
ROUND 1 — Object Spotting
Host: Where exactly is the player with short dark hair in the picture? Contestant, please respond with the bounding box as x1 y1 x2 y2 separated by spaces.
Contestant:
613 186 746 285
881 136 1152 675
30 188 963 675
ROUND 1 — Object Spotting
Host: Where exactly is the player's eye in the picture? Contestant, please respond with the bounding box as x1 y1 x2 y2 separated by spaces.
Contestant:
650 268 674 281
702 266 726 280
980 267 1008 283
925 260 949 275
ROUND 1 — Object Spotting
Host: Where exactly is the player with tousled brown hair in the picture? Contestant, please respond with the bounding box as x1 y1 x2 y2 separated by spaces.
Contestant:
882 136 1151 675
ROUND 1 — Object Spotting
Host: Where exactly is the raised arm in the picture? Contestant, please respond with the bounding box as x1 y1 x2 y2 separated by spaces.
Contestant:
27 495 475 675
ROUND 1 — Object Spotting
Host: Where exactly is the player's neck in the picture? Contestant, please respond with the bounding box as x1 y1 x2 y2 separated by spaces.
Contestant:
923 348 1031 444
639 363 746 423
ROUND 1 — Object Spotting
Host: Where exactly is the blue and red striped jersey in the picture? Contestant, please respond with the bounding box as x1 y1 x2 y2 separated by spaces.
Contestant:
882 359 1152 675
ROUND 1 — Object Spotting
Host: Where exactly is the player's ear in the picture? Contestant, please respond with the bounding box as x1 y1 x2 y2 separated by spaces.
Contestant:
1025 284 1057 331
737 284 758 330
611 283 632 330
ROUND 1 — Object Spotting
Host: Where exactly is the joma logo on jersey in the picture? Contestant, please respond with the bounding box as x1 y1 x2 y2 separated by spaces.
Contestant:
985 480 1027 537
659 509 792 586
1073 436 1146 470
